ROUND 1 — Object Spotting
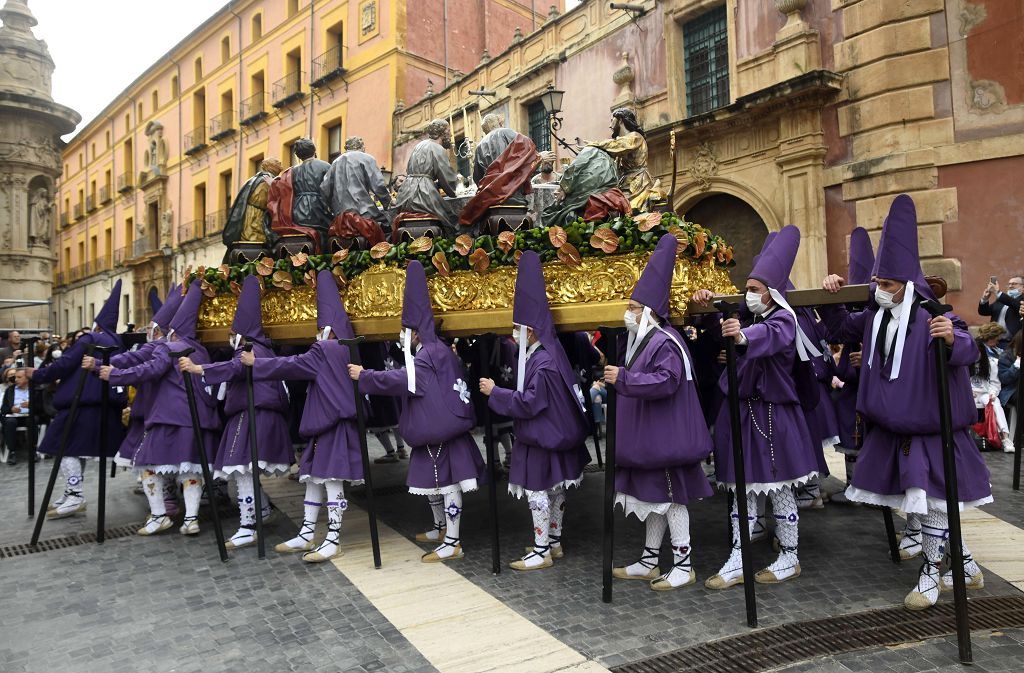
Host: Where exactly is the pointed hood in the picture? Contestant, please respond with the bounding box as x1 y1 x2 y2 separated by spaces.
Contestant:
232 275 271 346
401 262 437 344
873 194 935 301
848 226 875 286
315 270 354 340
94 279 122 335
513 252 585 413
148 287 162 316
151 283 182 332
749 225 799 292
168 279 203 341
631 234 676 322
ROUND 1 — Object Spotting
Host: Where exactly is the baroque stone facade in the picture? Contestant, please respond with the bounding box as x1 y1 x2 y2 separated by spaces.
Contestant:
394 0 1024 319
0 0 80 329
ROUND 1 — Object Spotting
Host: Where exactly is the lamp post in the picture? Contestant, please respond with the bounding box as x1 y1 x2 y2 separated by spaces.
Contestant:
539 85 582 155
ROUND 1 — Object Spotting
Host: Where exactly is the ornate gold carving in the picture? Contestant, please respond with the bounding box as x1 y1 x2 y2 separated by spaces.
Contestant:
197 254 736 337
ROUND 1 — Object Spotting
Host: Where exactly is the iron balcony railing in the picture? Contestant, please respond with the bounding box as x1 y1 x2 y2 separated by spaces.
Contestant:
117 172 133 193
311 45 345 87
184 126 208 155
73 203 83 220
113 246 127 266
272 71 304 108
239 91 267 126
87 256 112 274
132 237 155 258
69 263 87 282
55 270 66 287
60 211 69 227
86 195 96 212
204 210 226 237
99 185 111 204
178 220 202 244
209 110 236 141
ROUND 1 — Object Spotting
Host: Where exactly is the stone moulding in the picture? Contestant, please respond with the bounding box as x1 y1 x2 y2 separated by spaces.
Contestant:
196 254 736 343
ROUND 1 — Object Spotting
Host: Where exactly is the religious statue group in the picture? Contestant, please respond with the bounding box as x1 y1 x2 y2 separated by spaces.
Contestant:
26 104 992 615
220 107 665 261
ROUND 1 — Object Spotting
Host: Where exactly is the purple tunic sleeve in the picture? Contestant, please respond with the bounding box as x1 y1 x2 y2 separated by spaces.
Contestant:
487 367 550 420
615 344 682 400
108 348 172 387
819 304 869 345
110 347 149 369
31 337 90 384
359 367 413 397
947 322 979 367
741 313 796 359
201 357 245 386
251 348 324 382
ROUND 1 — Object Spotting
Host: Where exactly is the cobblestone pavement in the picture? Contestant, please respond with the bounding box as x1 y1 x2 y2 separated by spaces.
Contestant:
1 437 1022 672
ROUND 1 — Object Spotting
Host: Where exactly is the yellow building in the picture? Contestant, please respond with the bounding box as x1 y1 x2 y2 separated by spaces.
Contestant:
53 0 555 332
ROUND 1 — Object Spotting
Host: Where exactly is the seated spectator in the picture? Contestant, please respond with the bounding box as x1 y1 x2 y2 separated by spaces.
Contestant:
979 276 1022 343
971 323 1013 452
2 367 31 465
999 330 1022 449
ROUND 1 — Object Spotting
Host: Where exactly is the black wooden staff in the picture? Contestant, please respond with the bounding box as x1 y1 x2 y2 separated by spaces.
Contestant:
921 299 971 663
600 326 623 603
477 334 501 575
30 344 94 546
243 341 267 559
881 508 900 564
339 337 382 569
1014 341 1023 491
171 347 229 563
22 336 39 518
93 345 116 543
714 300 757 628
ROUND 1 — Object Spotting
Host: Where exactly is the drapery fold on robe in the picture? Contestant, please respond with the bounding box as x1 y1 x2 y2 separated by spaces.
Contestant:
582 187 632 222
590 131 664 210
319 149 392 225
541 146 618 226
459 132 538 228
268 169 319 250
393 139 459 230
329 211 386 245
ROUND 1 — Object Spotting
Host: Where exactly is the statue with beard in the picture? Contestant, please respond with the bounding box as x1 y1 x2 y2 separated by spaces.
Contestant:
392 119 459 234
589 108 665 211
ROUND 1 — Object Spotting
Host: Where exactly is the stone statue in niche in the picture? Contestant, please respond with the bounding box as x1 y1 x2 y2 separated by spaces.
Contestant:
360 1 377 35
29 186 53 245
144 121 167 173
160 208 173 247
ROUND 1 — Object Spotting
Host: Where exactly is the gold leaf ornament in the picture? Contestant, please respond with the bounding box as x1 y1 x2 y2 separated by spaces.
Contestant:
370 241 392 259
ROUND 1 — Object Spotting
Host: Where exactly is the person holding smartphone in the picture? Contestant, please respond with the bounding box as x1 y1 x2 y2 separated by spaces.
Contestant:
979 274 1022 342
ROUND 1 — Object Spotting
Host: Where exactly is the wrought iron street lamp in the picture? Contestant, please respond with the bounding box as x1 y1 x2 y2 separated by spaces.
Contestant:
539 85 582 155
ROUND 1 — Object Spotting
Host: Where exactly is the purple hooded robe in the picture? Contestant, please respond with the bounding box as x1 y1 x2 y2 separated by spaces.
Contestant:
612 235 714 513
201 275 293 477
487 252 590 495
834 227 874 452
359 262 487 494
35 280 127 458
819 195 991 512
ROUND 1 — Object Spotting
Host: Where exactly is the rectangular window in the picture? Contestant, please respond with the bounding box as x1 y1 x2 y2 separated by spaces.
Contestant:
527 101 551 153
287 0 299 17
194 56 203 82
221 36 231 64
219 169 233 212
454 135 471 179
326 123 342 162
171 75 179 98
251 13 263 41
124 217 133 245
683 5 730 117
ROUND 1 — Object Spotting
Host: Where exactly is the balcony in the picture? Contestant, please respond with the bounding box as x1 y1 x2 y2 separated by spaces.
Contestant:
204 210 226 237
178 220 202 244
184 126 208 155
272 71 305 108
86 195 96 213
89 256 112 274
117 172 133 193
209 110 236 142
113 246 127 266
99 185 112 204
132 237 156 258
69 263 87 282
311 46 346 88
60 211 69 227
73 203 83 220
239 91 267 126
55 270 66 287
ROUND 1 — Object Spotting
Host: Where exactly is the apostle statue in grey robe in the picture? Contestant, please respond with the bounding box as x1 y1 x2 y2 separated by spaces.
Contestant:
473 113 527 208
287 138 332 243
393 119 459 233
320 137 392 228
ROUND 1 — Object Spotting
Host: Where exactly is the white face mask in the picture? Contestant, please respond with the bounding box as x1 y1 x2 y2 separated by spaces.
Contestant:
874 286 901 310
624 310 639 334
512 326 521 342
399 328 409 345
745 291 768 315
51 349 62 359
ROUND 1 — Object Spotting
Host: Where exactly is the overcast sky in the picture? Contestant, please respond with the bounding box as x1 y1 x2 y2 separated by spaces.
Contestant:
28 0 583 141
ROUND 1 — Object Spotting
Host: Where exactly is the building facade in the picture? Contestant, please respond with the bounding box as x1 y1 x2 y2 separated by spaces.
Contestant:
0 0 79 331
394 0 1024 320
53 0 557 333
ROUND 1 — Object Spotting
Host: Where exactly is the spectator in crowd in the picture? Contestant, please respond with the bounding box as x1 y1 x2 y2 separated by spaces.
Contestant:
0 330 21 361
589 379 606 439
2 367 30 465
971 323 1013 453
979 276 1022 342
531 162 561 186
999 329 1022 450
